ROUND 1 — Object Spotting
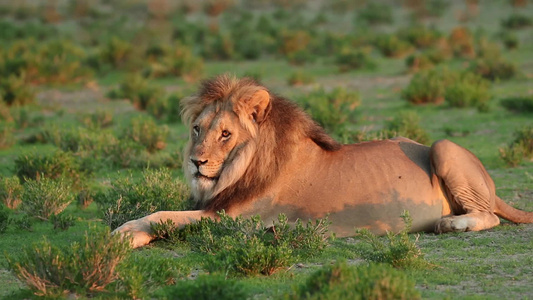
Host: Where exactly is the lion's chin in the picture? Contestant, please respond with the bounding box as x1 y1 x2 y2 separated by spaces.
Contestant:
191 174 218 200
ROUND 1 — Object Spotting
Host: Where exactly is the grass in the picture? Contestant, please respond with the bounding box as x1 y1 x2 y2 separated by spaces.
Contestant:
0 1 532 299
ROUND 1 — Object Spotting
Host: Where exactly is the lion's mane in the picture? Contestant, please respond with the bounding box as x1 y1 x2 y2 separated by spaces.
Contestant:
181 75 340 212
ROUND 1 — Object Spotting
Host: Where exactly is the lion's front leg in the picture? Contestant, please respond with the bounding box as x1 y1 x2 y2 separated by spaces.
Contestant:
113 210 214 248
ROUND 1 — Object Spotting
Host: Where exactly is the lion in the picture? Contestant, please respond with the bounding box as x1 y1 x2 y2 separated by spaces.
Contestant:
115 75 533 248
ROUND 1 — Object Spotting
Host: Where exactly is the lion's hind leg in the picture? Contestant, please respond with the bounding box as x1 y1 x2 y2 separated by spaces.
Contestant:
430 139 501 233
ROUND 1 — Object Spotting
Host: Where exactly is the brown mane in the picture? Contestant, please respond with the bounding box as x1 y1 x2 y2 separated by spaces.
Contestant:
181 75 341 212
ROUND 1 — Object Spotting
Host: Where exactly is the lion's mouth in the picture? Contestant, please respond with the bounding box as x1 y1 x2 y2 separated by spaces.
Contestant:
195 173 218 181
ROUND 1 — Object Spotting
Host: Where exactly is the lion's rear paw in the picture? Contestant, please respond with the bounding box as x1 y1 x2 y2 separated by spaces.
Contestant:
435 216 470 233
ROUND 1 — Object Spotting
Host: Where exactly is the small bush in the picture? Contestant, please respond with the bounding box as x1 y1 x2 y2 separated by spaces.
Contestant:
21 176 74 219
6 226 130 297
79 109 113 129
121 116 169 153
448 27 475 58
95 168 190 230
12 214 33 231
147 93 183 123
157 274 248 300
50 212 76 231
354 211 433 269
357 3 393 25
0 204 10 233
398 25 441 49
14 150 84 185
500 126 533 167
0 175 23 209
501 14 532 29
444 72 492 111
500 31 519 49
99 37 133 68
405 49 447 72
402 67 456 104
501 95 533 113
290 262 420 300
374 34 414 58
0 122 15 149
288 71 315 86
386 111 431 145
145 45 204 82
0 72 35 106
469 56 517 81
335 47 376 72
77 188 94 209
107 73 164 110
300 87 361 137
168 212 330 277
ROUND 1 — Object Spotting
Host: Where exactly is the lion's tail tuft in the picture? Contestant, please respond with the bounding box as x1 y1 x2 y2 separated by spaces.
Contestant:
494 196 533 223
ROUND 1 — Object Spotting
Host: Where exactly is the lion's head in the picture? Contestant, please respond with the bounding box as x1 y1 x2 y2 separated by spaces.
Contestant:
181 75 340 211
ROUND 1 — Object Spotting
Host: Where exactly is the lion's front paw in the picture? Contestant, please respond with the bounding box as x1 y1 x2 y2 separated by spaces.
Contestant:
113 220 153 248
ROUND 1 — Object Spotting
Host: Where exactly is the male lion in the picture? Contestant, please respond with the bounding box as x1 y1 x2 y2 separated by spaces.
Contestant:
115 75 533 248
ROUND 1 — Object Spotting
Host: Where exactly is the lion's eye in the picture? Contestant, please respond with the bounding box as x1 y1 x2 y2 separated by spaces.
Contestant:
193 125 200 136
221 130 231 138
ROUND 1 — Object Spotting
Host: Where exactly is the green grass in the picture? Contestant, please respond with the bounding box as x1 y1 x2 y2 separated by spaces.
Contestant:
0 0 532 299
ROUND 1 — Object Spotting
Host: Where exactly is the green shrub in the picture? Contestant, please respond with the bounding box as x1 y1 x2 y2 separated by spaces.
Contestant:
35 39 91 84
157 274 248 300
300 87 361 137
50 211 76 231
444 72 492 111
0 72 35 106
144 44 204 82
99 36 133 68
448 27 476 58
357 3 393 25
105 139 144 168
6 226 130 297
205 235 293 276
79 109 113 129
12 214 33 231
21 176 74 219
354 211 432 269
335 47 376 72
14 150 84 185
107 73 164 110
0 122 14 149
147 93 183 123
398 25 441 49
386 111 431 145
405 49 447 72
469 56 517 81
501 95 533 113
501 13 532 29
164 212 329 277
500 126 533 167
402 67 456 104
0 175 23 209
500 31 519 49
290 262 420 300
121 116 169 153
77 188 94 209
0 204 10 233
288 71 315 86
95 168 190 230
374 34 414 58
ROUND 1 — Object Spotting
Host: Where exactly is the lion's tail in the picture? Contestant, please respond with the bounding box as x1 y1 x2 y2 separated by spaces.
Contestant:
494 196 533 223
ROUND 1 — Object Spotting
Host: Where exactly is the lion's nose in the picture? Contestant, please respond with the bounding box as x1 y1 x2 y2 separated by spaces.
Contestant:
191 158 208 167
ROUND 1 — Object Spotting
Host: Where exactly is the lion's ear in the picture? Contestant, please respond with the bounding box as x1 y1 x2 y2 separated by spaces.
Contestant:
245 89 271 123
